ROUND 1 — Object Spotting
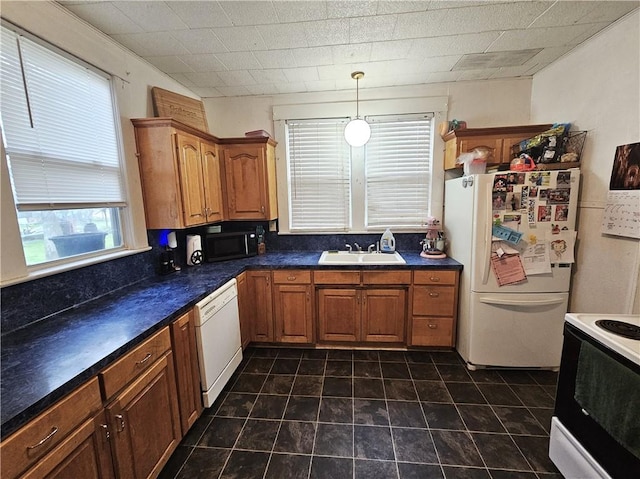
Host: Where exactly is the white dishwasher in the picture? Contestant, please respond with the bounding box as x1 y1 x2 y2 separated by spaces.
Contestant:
194 278 242 407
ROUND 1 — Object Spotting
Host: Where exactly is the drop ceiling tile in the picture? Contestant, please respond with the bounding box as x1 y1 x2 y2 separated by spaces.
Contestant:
181 54 227 72
246 83 281 95
528 1 596 28
273 1 328 22
216 85 252 96
276 81 308 93
568 22 611 45
303 18 350 47
376 1 429 15
183 71 226 88
487 24 594 52
113 1 188 32
317 64 354 81
248 68 288 84
169 73 196 87
213 26 268 52
332 43 372 64
217 70 257 86
215 52 262 70
453 49 542 71
425 71 463 83
349 14 398 43
290 46 335 67
145 55 193 74
416 54 462 73
282 66 320 82
253 50 296 69
576 1 639 24
190 87 224 98
428 1 506 10
408 31 501 59
457 68 497 81
111 32 189 57
171 29 227 55
304 79 338 91
489 64 536 79
218 1 280 26
166 1 233 29
256 23 309 49
356 59 415 78
64 3 143 35
327 1 378 18
394 9 450 39
369 39 414 61
524 45 575 66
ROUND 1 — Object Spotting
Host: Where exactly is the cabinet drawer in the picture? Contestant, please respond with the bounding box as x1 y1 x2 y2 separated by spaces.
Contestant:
412 286 456 316
273 270 311 284
411 317 454 347
413 270 457 285
100 327 171 400
314 270 360 285
0 378 102 479
362 270 411 285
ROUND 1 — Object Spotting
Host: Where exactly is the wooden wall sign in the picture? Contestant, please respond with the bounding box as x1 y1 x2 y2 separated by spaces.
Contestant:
151 87 208 132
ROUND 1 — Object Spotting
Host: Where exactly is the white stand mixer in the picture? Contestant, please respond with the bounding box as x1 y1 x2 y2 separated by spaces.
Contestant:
420 217 447 259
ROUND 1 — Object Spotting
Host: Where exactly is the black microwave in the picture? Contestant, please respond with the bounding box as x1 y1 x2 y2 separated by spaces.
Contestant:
204 231 258 262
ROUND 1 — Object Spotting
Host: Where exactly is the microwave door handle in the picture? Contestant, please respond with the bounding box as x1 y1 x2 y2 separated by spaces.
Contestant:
244 235 248 254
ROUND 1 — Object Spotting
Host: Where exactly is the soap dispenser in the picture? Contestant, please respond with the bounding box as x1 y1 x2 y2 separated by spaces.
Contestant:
380 228 396 252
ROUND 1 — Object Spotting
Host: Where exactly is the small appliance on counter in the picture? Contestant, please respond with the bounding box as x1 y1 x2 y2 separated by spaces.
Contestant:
186 234 203 266
420 217 446 259
159 231 180 275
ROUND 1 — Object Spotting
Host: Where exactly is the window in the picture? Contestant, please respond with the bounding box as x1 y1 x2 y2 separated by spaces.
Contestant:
1 24 126 266
283 113 434 233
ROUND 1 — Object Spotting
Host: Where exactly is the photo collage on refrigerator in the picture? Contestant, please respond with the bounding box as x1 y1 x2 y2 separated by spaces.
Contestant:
490 170 577 286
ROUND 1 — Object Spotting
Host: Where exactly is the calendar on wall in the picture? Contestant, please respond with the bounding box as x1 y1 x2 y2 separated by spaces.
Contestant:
601 142 640 239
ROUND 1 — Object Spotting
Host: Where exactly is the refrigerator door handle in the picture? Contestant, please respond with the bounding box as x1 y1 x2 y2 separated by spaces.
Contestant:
479 296 566 307
482 182 492 285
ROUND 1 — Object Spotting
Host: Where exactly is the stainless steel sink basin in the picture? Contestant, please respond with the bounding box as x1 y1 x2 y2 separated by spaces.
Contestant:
318 251 406 265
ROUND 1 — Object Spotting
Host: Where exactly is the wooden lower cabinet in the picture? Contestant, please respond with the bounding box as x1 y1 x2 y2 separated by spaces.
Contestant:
273 270 314 343
170 311 203 436
317 288 407 344
247 270 274 342
106 352 181 479
236 272 251 349
410 270 460 347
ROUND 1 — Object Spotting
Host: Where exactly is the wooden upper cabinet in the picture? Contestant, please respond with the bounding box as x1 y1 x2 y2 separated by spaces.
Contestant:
133 118 226 229
443 124 553 170
221 140 277 221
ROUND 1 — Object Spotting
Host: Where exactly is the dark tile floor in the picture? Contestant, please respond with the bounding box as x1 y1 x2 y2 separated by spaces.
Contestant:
159 347 562 479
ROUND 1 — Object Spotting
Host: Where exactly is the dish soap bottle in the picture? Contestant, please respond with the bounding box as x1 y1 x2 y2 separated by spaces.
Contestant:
380 228 395 252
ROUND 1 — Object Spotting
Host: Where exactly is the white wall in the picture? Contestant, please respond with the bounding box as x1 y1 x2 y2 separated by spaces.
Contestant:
531 9 640 314
0 1 198 283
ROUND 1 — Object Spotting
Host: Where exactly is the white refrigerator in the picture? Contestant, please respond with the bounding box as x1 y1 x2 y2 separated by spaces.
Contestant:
444 168 580 369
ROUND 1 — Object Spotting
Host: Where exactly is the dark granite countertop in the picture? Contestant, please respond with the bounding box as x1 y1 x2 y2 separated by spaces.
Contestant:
0 251 461 439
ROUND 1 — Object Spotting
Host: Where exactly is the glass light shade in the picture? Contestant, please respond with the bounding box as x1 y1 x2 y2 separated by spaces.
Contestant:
344 118 371 147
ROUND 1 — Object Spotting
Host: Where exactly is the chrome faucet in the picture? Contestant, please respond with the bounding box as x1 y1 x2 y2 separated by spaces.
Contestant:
354 242 362 252
367 244 376 253
345 244 353 253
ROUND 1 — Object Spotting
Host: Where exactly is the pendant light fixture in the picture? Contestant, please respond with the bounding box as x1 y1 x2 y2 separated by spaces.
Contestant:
344 71 371 147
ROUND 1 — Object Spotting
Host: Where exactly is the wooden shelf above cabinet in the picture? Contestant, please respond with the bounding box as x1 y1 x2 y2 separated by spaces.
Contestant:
443 124 553 171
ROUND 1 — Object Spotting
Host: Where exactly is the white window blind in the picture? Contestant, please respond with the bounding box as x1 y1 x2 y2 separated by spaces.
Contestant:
286 118 351 231
365 114 433 228
1 26 125 210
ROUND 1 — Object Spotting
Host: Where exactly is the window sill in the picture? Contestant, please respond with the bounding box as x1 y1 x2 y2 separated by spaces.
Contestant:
0 246 152 288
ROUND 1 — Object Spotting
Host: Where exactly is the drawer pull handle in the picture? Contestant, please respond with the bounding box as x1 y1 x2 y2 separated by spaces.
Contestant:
430 277 440 282
287 276 296 281
581 408 590 416
27 427 58 449
136 353 153 365
429 291 440 297
115 414 126 432
428 324 438 329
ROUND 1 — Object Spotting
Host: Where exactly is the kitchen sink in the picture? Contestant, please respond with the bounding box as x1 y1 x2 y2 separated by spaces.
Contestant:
318 250 406 265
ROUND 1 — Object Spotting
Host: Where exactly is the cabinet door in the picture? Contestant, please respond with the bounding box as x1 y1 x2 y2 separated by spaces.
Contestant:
247 271 274 342
362 289 406 343
107 352 181 479
274 284 313 343
459 138 502 166
176 132 206 227
200 139 225 222
170 311 203 437
317 289 359 342
21 411 114 479
223 145 268 220
236 272 251 349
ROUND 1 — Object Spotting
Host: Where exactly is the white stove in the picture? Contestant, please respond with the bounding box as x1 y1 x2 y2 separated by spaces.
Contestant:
564 313 640 366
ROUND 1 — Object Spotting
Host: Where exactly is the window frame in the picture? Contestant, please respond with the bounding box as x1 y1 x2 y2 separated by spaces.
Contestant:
0 20 144 285
273 97 447 234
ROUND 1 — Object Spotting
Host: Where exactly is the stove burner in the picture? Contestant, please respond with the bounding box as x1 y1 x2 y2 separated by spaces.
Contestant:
595 320 640 340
